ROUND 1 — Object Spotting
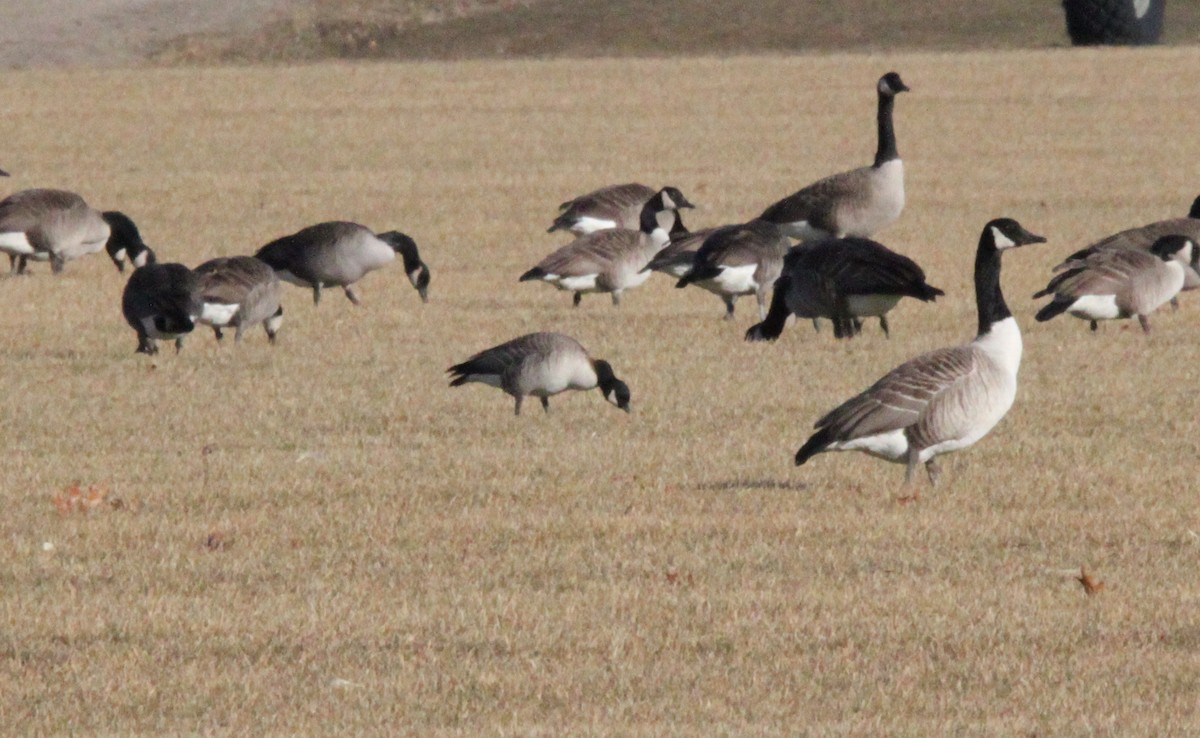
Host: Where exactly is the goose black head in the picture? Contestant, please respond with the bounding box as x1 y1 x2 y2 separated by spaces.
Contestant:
266 305 284 344
984 218 1046 251
378 231 430 302
878 72 910 97
654 186 695 213
593 359 631 413
1187 195 1200 220
102 211 152 273
1149 234 1196 264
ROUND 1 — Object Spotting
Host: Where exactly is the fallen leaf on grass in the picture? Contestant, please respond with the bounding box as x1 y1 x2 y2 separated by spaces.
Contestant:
1077 567 1105 596
52 483 111 515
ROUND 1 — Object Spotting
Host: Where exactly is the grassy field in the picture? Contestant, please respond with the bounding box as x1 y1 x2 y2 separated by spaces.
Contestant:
2 47 1200 734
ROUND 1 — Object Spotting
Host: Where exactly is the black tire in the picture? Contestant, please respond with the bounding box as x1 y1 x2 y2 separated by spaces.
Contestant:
1063 0 1166 46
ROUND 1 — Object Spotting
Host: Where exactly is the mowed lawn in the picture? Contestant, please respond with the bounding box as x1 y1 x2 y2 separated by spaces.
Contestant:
2 47 1199 734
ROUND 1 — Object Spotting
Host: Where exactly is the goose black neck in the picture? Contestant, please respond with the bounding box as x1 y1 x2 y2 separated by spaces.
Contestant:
974 235 1011 336
639 200 664 235
873 92 899 167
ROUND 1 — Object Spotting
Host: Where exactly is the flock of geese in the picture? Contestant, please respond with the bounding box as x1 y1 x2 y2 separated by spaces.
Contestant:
3 70 1197 492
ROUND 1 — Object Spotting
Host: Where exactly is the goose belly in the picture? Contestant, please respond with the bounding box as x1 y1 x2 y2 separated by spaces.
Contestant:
552 273 601 293
916 370 1017 463
847 294 902 317
706 264 759 296
0 231 33 255
199 302 241 327
610 267 653 291
275 269 313 288
828 429 909 462
519 354 597 396
841 160 905 237
1066 294 1122 321
777 221 832 242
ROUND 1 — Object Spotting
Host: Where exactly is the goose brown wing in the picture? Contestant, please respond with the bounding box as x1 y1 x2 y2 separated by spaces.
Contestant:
558 183 654 217
1048 250 1157 297
695 221 788 268
814 345 978 440
535 230 640 277
759 168 870 231
448 332 567 381
1053 219 1200 271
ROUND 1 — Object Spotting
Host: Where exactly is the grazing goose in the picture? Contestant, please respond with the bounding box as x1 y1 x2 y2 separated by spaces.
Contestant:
448 332 631 415
520 186 694 307
0 189 143 274
1034 235 1196 334
121 253 203 355
193 256 284 344
1049 195 1200 309
759 72 909 241
746 236 943 341
793 218 1045 491
548 183 656 235
255 222 430 306
103 211 154 273
674 219 791 320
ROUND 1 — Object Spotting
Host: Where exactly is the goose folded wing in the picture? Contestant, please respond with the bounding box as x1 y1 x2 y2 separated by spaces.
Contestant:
760 169 866 230
1051 250 1155 296
814 346 978 440
537 231 633 276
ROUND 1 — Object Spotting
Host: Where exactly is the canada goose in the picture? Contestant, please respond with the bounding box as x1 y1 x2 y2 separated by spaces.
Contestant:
520 186 694 307
745 236 944 341
121 253 203 355
793 218 1045 490
759 72 909 241
674 219 791 320
1034 235 1196 334
641 211 719 279
448 332 631 415
103 211 154 273
193 256 284 344
1049 195 1200 309
0 189 143 274
548 183 656 235
254 222 430 306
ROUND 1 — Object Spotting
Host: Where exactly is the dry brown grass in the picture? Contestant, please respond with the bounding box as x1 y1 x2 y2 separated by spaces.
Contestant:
2 47 1200 734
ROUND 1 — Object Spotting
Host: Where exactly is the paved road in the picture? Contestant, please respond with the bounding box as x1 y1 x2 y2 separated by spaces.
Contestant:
0 0 283 68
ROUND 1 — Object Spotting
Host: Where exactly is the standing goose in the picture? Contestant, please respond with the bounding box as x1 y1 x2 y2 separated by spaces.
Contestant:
255 222 430 306
759 72 909 241
121 252 203 355
0 189 144 274
548 183 656 235
793 218 1045 490
1049 195 1200 308
448 332 631 416
193 256 284 344
520 186 694 307
746 236 943 341
674 219 791 320
1034 235 1196 334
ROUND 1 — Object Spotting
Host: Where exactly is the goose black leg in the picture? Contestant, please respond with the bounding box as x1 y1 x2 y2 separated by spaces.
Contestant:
540 396 550 413
573 292 582 308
